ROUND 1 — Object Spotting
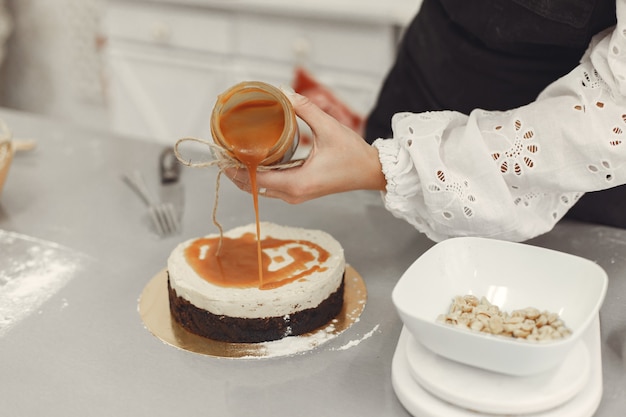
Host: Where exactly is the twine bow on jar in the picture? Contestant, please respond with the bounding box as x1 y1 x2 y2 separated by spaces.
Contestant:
173 136 304 172
172 81 304 253
173 135 305 253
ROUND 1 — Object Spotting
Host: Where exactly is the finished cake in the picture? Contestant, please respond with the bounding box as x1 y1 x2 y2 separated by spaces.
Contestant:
167 222 346 343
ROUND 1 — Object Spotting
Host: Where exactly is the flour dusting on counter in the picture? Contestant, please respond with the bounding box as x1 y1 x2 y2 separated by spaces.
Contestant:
238 323 380 358
242 321 340 359
334 324 380 351
0 230 93 337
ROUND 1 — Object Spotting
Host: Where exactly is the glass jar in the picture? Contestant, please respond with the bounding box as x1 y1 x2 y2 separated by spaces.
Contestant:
210 81 299 166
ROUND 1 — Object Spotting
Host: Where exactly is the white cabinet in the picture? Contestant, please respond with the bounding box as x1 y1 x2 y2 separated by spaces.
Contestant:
103 0 415 144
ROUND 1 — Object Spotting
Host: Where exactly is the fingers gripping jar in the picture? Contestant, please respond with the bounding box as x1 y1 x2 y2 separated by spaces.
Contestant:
210 81 299 167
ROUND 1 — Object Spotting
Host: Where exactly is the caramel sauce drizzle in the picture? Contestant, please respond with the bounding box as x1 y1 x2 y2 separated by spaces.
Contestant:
205 94 287 288
184 233 330 290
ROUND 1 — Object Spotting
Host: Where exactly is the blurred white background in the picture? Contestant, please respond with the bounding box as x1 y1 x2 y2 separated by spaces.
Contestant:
0 0 108 130
0 0 419 143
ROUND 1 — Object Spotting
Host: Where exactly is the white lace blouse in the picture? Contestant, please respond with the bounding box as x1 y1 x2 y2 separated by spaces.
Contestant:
373 0 626 242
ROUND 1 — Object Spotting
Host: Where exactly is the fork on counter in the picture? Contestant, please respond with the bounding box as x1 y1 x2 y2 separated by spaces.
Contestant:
123 170 180 237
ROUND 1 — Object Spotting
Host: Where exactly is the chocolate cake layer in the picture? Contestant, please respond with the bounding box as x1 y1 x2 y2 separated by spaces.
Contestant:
167 273 345 343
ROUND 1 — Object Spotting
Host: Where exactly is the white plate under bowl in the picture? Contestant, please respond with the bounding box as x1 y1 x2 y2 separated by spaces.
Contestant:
406 333 590 414
391 315 603 417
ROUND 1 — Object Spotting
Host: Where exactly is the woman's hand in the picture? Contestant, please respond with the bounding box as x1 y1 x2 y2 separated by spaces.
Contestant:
226 92 387 204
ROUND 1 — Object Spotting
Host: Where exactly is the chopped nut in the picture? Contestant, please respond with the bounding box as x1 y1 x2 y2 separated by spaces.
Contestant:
524 307 541 320
513 328 531 338
505 315 524 324
437 294 572 342
536 314 548 327
470 320 484 331
488 316 504 334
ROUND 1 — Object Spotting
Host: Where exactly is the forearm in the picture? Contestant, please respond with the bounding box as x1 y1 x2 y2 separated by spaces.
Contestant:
374 2 626 242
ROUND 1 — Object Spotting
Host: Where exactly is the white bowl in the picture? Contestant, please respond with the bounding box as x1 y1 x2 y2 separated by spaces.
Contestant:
392 237 608 376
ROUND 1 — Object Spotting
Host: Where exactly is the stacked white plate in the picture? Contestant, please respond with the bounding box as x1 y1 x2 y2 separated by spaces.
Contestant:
391 315 603 417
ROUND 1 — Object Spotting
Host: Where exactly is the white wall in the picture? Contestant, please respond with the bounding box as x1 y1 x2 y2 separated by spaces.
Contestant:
0 0 109 131
0 0 421 134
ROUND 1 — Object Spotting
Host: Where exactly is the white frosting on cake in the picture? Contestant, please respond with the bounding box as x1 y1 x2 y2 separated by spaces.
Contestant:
167 222 345 319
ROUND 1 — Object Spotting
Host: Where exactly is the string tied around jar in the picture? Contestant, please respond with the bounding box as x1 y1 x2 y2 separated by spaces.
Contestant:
173 136 305 253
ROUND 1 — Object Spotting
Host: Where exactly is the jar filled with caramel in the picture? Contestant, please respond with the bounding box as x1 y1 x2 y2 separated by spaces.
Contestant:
210 81 299 167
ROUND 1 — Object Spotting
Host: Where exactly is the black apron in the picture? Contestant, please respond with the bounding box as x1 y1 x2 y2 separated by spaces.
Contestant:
365 0 624 228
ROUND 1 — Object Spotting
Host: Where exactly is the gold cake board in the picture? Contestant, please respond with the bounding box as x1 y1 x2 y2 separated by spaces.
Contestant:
138 265 367 359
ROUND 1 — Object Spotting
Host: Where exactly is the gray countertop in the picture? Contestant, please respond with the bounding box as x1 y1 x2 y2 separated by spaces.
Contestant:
0 107 624 416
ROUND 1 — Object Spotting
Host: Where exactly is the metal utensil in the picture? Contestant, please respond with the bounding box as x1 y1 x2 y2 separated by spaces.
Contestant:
159 146 181 184
123 170 179 237
159 147 185 221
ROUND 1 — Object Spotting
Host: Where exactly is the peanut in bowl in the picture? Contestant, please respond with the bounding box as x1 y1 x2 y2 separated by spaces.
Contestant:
392 237 608 376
